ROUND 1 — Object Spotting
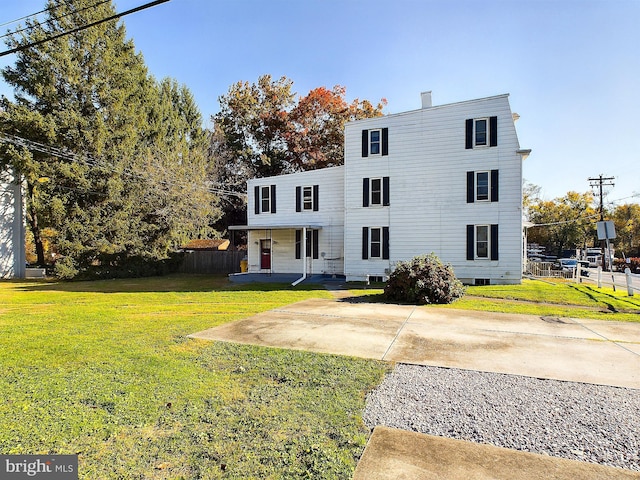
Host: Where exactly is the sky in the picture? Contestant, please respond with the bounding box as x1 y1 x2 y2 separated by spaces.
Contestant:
1 0 639 207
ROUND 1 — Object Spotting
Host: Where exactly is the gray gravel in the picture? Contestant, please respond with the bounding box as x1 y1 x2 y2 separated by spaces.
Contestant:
363 363 640 471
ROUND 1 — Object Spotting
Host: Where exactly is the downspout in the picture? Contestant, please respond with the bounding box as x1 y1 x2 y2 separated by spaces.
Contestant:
292 226 307 286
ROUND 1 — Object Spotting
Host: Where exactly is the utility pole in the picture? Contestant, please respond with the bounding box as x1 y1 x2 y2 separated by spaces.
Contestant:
588 174 615 273
588 174 615 221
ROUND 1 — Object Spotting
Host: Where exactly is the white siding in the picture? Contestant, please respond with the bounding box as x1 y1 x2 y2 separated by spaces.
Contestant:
344 95 524 284
246 166 345 275
0 168 26 279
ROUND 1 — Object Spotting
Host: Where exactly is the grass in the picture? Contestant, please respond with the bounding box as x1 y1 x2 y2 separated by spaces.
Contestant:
3 274 638 479
347 278 640 322
0 275 389 479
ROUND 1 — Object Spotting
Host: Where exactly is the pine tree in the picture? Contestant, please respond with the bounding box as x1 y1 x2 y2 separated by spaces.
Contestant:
1 0 217 277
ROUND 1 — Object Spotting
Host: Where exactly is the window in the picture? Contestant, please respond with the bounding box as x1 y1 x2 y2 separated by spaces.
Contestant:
303 186 313 210
466 170 498 203
296 185 319 212
254 185 276 214
465 117 497 149
370 227 382 258
476 225 489 258
261 186 270 213
476 172 489 201
361 128 389 157
362 226 390 260
371 178 382 205
370 130 381 155
475 119 487 146
363 177 390 207
295 229 319 259
466 224 499 260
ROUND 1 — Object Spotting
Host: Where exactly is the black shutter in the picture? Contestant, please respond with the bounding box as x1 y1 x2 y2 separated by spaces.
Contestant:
491 224 499 260
489 116 498 147
296 186 301 212
362 227 369 259
270 185 276 213
313 185 319 211
363 178 370 207
381 127 388 156
466 225 475 260
254 186 260 214
491 170 499 202
465 119 473 149
382 227 390 260
383 176 390 206
295 230 301 259
362 130 369 157
467 171 475 203
312 230 319 259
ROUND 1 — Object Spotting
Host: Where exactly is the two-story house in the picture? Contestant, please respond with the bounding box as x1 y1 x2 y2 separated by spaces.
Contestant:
0 167 26 279
231 92 530 285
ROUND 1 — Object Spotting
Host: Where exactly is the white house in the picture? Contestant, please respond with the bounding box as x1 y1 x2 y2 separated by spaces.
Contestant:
0 167 26 279
232 92 530 285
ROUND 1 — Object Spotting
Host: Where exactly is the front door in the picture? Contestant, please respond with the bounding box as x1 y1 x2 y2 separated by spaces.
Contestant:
260 239 271 270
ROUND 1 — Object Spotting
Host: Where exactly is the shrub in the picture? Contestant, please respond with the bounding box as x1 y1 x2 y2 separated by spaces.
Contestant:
384 253 465 305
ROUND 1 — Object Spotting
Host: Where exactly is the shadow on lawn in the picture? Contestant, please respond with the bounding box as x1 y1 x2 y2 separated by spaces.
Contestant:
11 274 330 294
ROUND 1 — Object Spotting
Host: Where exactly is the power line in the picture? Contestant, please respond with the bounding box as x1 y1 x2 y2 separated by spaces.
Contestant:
588 174 615 221
0 0 113 42
0 0 171 58
0 133 247 199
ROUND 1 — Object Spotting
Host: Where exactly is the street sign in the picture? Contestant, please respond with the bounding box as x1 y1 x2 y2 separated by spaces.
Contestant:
596 221 616 240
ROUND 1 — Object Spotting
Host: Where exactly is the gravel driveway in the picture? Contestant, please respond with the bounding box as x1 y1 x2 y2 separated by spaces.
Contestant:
364 363 640 471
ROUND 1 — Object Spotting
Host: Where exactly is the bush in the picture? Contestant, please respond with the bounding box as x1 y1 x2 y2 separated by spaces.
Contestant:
384 253 465 305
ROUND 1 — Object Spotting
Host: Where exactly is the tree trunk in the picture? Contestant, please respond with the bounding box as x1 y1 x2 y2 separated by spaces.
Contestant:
26 182 45 266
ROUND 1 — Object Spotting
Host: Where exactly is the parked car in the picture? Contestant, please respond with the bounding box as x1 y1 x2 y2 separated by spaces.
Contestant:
556 258 589 277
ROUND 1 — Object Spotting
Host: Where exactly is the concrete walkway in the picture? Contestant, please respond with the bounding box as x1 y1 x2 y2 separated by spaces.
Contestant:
188 297 640 479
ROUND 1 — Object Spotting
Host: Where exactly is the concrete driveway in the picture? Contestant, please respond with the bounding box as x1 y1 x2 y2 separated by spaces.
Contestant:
189 297 640 479
190 297 640 388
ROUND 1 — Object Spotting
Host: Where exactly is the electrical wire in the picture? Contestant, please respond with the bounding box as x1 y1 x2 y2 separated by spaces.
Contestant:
0 0 170 58
0 0 113 42
0 133 247 199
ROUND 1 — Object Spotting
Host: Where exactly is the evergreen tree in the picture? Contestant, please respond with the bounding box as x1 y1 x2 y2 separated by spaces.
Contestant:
0 0 217 277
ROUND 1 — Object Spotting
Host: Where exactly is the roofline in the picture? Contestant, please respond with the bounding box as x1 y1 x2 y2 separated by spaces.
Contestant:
248 165 344 184
347 93 511 126
229 224 324 231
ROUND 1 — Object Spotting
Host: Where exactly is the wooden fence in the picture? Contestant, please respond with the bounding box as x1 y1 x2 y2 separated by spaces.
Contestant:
178 250 245 274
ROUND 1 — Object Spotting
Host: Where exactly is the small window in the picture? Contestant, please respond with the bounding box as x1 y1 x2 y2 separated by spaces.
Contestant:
476 225 489 258
370 178 382 205
370 129 381 155
475 119 487 146
476 172 489 201
261 186 270 213
302 186 313 210
370 227 382 258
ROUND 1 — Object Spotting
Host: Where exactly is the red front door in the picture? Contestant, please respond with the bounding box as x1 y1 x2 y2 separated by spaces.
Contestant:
260 239 271 269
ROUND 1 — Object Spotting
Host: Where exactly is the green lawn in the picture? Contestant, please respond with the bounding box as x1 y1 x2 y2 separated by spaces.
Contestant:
2 275 638 479
349 278 640 322
0 275 389 479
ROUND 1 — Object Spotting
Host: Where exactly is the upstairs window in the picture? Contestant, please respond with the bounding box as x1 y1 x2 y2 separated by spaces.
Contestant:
362 128 389 157
476 172 489 201
296 185 319 212
261 186 270 213
363 177 390 207
475 119 487 146
254 185 276 214
370 130 381 155
467 170 499 203
465 116 497 149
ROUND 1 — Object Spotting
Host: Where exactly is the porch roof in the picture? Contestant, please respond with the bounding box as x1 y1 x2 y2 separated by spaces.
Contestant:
229 224 324 231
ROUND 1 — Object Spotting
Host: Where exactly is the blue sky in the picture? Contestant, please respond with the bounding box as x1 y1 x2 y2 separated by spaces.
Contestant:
1 0 639 207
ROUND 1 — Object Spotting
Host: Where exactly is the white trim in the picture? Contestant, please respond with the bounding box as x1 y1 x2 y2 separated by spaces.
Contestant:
475 224 490 259
475 171 490 202
369 129 382 156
